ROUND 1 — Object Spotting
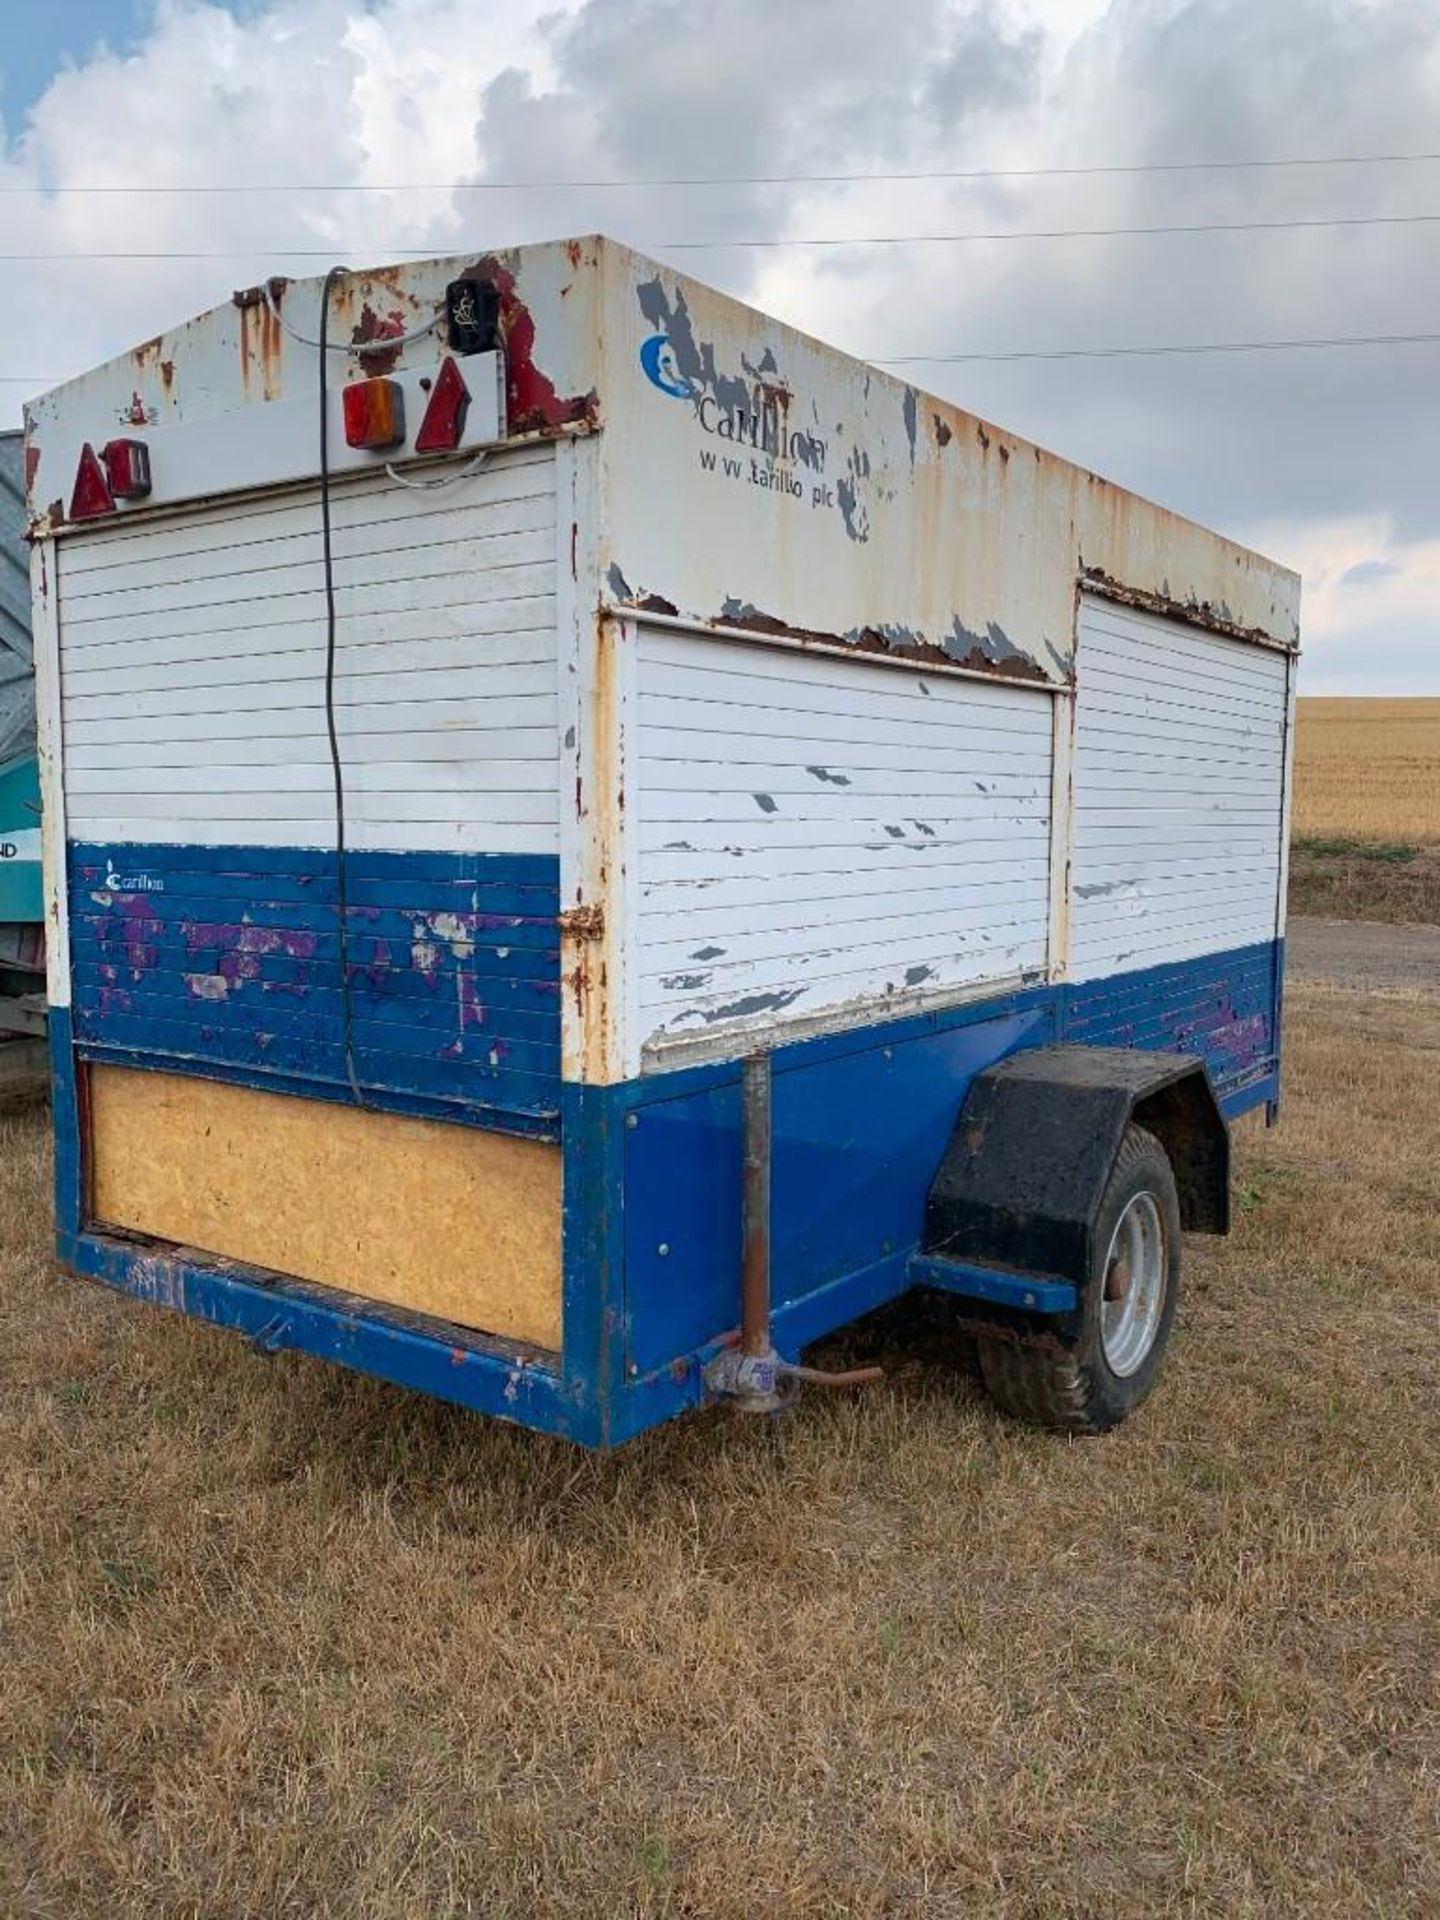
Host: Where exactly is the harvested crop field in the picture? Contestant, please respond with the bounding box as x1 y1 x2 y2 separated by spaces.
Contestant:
1293 698 1440 845
2 981 1439 1919
1289 699 1440 923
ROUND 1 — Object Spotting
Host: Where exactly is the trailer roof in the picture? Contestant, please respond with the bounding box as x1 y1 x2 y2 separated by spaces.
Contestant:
23 236 1300 670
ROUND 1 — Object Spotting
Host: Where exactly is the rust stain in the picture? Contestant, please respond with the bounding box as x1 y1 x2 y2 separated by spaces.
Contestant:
124 391 148 427
950 646 1045 682
568 615 623 1081
704 602 1046 682
464 253 598 436
351 301 408 376
234 279 287 403
257 295 282 399
933 413 952 448
558 903 605 939
23 443 39 496
1078 566 1297 652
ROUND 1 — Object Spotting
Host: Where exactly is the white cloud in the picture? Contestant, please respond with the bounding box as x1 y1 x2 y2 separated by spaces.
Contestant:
1247 514 1440 693
2 0 1436 690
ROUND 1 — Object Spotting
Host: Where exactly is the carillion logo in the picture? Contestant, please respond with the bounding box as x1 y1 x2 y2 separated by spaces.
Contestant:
104 861 164 893
638 335 827 471
639 334 694 399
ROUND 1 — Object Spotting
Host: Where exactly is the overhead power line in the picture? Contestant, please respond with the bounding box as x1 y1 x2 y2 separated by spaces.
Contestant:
5 328 1439 388
672 211 1440 248
876 330 1440 364
1 208 1438 265
5 149 1440 195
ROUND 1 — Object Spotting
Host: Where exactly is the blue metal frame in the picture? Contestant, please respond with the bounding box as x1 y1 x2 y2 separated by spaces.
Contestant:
906 1254 1078 1314
50 935 1286 1450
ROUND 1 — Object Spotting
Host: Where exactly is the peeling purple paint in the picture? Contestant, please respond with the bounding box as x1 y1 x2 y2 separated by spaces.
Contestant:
456 969 486 1032
218 952 262 985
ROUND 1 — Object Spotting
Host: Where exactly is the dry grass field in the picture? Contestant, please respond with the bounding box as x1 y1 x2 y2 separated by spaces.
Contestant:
2 983 1437 1918
1290 699 1440 923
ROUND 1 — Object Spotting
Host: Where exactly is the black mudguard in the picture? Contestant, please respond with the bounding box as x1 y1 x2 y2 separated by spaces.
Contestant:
922 1045 1229 1311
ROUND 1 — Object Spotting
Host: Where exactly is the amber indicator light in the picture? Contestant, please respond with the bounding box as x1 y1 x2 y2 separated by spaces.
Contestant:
342 378 406 451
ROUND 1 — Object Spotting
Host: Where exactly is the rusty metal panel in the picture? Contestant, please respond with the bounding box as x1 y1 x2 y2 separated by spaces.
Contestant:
23 238 604 536
27 234 1298 679
594 241 1299 685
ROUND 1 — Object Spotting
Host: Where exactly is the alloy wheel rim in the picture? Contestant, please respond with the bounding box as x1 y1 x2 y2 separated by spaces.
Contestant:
1100 1191 1167 1378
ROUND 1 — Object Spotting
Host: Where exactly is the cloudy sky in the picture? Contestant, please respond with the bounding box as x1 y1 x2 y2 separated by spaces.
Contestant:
2 0 1437 692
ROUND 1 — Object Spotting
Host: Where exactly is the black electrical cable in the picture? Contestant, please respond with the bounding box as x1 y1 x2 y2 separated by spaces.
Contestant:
318 263 364 1106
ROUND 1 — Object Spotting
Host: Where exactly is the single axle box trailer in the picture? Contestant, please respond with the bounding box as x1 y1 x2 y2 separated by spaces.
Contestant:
25 235 1299 1445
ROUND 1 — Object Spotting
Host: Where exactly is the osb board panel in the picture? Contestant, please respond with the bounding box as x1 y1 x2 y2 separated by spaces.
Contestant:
88 1067 562 1350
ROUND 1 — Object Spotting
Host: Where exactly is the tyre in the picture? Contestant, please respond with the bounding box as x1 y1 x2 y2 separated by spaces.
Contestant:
977 1122 1181 1434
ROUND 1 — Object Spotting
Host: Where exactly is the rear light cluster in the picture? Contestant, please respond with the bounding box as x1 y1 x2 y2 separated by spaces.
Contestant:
67 351 479 522
69 438 151 520
341 355 473 454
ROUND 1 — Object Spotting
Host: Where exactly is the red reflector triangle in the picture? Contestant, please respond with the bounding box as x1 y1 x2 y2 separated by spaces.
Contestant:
415 357 471 454
69 442 116 521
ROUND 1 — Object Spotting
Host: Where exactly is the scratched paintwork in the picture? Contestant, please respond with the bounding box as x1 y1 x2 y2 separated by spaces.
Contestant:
67 842 563 1127
591 244 1299 682
24 239 604 534
1064 943 1279 1090
27 236 1297 686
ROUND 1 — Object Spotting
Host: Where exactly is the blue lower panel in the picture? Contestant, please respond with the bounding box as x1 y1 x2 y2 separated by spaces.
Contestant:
620 995 1057 1377
49 935 1283 1449
614 936 1282 1391
1062 940 1280 1100
67 841 562 1130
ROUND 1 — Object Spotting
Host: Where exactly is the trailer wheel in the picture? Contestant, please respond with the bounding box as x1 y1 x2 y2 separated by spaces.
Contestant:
977 1124 1181 1434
